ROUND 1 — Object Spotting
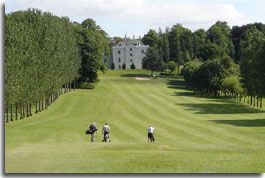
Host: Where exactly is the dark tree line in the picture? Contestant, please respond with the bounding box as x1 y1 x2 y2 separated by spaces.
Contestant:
5 9 110 123
142 21 265 108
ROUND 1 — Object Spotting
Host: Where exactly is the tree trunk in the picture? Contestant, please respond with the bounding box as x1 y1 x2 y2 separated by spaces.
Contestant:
15 103 18 120
260 98 263 108
22 104 25 119
10 105 13 122
20 104 22 119
26 103 29 117
29 104 32 116
39 100 41 112
41 99 44 111
35 101 38 113
256 96 259 108
6 106 9 123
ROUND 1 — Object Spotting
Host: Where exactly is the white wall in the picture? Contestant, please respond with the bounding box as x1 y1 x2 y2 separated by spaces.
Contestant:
112 41 148 70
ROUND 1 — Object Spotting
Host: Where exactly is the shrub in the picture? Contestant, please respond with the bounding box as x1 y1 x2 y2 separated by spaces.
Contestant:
130 63 136 69
79 82 96 89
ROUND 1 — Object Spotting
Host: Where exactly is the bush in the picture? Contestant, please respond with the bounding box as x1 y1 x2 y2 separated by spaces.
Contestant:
122 63 126 70
130 63 136 69
166 61 177 73
222 76 243 96
79 82 96 89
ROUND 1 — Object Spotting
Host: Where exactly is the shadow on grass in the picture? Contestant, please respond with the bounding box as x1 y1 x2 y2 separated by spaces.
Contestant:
120 73 152 78
210 119 265 127
167 79 189 90
178 103 265 114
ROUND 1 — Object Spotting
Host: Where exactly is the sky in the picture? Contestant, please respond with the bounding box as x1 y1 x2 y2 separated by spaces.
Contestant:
5 0 265 38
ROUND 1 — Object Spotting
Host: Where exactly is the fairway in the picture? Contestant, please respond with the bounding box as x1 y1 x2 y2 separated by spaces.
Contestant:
5 70 265 173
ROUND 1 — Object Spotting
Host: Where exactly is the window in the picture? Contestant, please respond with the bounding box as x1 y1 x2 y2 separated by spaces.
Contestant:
118 65 121 69
118 50 121 54
141 50 145 54
130 48 133 51
130 59 133 62
130 53 133 57
118 58 121 62
104 59 107 63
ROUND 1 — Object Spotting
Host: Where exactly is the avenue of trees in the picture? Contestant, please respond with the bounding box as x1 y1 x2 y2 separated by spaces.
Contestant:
5 9 109 122
142 21 265 108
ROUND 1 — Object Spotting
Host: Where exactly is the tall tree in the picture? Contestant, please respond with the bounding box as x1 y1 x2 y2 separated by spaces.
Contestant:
142 47 163 75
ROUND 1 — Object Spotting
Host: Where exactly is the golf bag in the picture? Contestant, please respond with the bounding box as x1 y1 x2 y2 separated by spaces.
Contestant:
86 125 97 135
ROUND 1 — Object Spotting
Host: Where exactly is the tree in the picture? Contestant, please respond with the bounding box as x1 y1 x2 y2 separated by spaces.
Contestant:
130 63 136 69
222 76 243 96
122 63 126 70
76 18 110 83
166 61 177 73
142 47 163 75
142 29 159 47
5 9 80 122
192 29 207 59
240 26 265 99
158 29 170 62
207 21 234 58
181 59 202 85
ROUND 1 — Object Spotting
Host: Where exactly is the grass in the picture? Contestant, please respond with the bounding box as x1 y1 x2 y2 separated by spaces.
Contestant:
5 70 265 173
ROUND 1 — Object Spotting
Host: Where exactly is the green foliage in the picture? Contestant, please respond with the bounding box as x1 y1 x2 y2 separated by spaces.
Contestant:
5 9 80 109
181 59 202 85
207 21 234 58
130 63 136 70
165 61 177 73
183 56 241 96
240 26 265 96
142 29 159 47
75 18 110 83
79 82 96 90
142 47 163 73
222 76 244 95
122 63 126 70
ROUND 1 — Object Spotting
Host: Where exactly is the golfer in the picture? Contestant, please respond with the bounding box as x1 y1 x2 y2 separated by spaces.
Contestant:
102 123 110 142
147 125 155 142
89 122 97 142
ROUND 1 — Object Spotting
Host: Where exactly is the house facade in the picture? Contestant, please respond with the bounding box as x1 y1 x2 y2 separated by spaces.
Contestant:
104 37 149 70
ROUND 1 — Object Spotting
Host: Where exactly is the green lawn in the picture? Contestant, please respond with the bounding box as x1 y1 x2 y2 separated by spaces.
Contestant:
5 70 265 173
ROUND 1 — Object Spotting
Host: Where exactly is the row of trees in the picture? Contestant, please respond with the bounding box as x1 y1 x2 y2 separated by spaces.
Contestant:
5 9 109 122
142 21 265 108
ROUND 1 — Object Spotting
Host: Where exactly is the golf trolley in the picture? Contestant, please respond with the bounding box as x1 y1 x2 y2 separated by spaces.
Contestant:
102 132 111 142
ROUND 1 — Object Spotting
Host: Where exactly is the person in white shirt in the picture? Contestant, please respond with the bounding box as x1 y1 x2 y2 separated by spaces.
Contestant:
147 125 155 142
102 123 110 142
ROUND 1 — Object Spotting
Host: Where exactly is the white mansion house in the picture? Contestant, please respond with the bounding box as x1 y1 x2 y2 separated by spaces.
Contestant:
104 37 149 70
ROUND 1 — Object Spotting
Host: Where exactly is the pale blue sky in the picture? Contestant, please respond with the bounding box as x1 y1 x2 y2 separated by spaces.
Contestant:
5 0 265 38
